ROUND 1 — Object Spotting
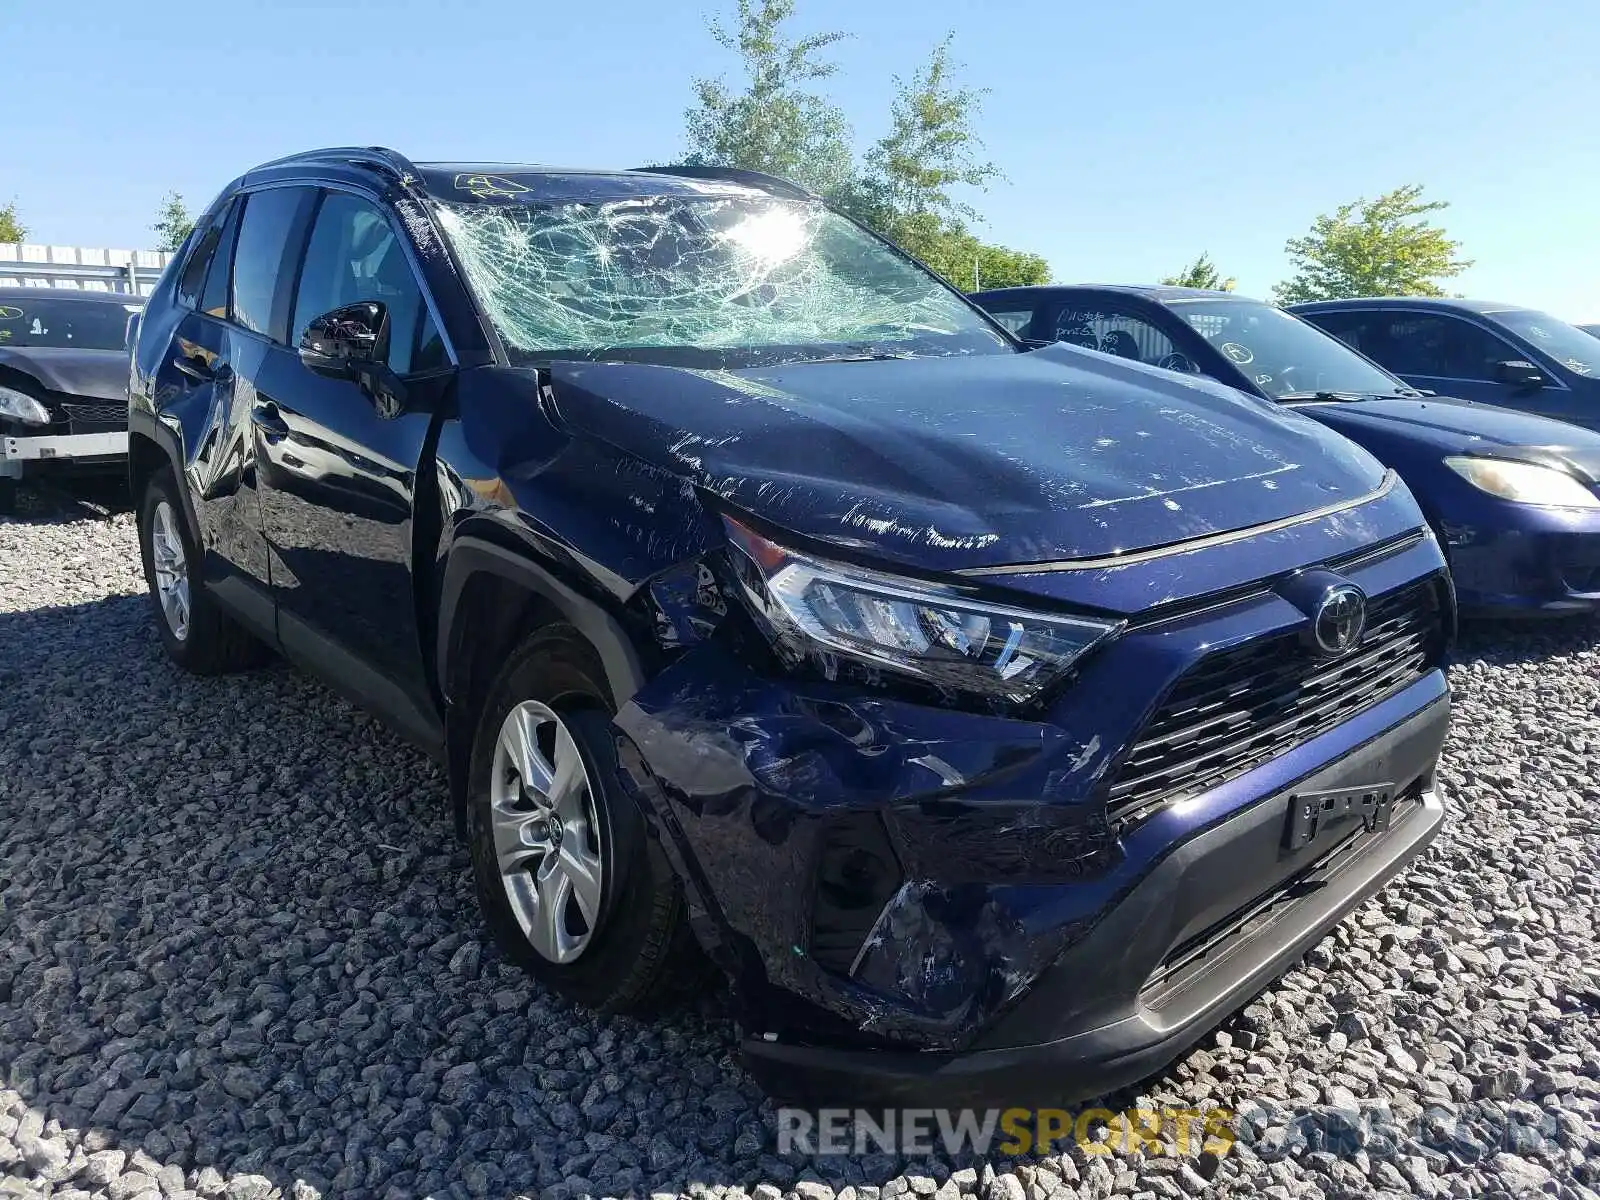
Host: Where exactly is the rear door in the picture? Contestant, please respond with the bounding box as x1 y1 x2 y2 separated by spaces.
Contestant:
152 193 284 630
252 187 451 748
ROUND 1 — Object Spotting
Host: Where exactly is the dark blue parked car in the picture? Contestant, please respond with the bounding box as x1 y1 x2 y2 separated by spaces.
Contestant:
130 149 1452 1104
1289 297 1600 430
974 285 1600 618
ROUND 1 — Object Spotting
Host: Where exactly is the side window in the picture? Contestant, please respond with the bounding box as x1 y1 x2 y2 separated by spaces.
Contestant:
1378 314 1515 382
231 187 314 341
200 200 244 319
984 308 1036 337
1054 306 1190 370
1303 310 1371 353
414 308 448 373
292 191 434 375
176 199 234 309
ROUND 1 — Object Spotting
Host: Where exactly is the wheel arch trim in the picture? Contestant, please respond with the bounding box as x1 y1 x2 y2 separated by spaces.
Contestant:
436 535 648 715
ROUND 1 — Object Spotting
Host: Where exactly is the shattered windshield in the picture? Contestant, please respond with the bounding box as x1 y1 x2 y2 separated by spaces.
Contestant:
1169 298 1410 400
435 195 1011 368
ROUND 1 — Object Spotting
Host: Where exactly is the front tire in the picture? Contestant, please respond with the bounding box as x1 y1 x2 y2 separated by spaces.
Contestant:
466 626 698 1012
136 472 263 674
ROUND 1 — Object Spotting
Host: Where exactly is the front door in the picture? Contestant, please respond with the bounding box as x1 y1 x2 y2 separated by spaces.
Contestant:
1318 309 1583 425
251 188 452 748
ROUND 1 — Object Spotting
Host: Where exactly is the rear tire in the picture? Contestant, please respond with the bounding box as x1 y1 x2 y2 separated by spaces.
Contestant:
136 471 264 674
466 625 699 1012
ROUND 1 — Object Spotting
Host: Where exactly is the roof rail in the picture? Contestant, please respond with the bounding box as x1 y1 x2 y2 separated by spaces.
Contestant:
250 146 422 185
631 163 816 201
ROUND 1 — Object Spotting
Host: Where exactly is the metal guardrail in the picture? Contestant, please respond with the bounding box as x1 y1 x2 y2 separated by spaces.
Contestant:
0 244 173 297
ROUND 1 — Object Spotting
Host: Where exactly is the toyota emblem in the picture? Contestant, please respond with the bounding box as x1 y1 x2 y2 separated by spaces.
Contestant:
1312 584 1367 656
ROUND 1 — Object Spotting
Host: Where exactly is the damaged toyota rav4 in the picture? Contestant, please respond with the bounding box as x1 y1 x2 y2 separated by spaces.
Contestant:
130 148 1453 1104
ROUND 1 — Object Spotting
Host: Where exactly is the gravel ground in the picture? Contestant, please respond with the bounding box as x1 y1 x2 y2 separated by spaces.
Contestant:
1 495 1598 1200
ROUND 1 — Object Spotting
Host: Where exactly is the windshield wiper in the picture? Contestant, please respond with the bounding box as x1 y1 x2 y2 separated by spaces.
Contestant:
795 346 919 365
1281 388 1427 403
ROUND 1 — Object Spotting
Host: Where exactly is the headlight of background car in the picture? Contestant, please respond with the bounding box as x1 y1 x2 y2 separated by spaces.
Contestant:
0 385 51 426
1444 456 1600 508
724 516 1122 702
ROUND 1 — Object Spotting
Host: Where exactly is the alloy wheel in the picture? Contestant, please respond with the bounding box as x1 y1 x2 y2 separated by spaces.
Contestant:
489 700 605 963
150 500 191 642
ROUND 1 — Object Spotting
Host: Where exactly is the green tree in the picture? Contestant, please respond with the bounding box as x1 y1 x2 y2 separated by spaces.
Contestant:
152 191 196 252
680 4 1050 289
682 0 855 195
1162 252 1235 292
1272 184 1471 303
0 201 25 244
866 36 999 226
891 212 1047 290
861 37 1045 289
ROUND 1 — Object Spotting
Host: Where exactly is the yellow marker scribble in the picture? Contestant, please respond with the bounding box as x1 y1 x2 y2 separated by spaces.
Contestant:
0 306 22 320
454 173 530 199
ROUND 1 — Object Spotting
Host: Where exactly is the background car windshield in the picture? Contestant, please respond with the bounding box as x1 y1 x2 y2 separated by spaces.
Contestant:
1490 309 1600 376
1170 298 1407 399
0 296 138 351
435 195 1010 367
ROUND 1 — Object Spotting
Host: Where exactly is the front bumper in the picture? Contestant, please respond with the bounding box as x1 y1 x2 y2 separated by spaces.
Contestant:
741 688 1449 1106
0 430 128 476
1441 507 1600 617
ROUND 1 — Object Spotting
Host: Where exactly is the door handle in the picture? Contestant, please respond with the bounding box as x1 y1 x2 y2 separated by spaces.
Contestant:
251 402 290 440
173 354 215 383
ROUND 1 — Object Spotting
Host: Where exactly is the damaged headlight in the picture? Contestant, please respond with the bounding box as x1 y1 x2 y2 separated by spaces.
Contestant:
0 386 51 426
725 517 1121 702
1444 456 1600 508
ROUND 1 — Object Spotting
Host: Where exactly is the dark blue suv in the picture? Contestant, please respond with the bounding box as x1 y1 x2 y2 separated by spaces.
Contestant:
1292 298 1600 429
129 147 1452 1103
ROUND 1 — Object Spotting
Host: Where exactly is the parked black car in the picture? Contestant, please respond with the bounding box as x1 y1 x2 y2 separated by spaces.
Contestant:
0 286 140 511
131 148 1452 1103
1290 298 1600 429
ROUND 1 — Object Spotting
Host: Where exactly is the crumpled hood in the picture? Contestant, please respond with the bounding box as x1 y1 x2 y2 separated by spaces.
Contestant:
547 344 1388 571
1299 395 1600 481
0 346 127 402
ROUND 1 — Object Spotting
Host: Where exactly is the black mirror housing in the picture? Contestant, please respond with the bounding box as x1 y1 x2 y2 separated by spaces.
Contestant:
299 301 387 378
1493 359 1546 391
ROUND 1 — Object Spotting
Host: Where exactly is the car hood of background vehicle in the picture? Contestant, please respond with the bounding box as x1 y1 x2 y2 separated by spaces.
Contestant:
1298 395 1600 481
0 346 126 402
547 344 1387 572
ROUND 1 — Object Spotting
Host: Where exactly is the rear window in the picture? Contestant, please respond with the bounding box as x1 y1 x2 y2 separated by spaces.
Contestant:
0 296 141 351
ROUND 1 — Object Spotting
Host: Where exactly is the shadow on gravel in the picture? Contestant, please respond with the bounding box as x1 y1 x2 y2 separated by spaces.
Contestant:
1 476 133 525
1451 611 1600 667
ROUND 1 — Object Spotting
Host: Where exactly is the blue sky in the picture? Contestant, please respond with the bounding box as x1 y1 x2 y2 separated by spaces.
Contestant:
9 0 1599 319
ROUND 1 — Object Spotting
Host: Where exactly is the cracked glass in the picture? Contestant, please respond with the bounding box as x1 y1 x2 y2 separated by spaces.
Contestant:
434 195 1011 368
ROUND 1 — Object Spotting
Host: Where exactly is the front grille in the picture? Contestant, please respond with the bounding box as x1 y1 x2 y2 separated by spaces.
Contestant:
60 402 126 429
1105 576 1443 828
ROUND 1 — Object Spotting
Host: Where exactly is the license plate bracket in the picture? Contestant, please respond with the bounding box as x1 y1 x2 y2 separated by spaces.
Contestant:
1283 782 1395 852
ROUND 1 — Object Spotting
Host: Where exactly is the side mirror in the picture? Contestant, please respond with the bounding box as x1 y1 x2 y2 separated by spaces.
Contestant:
1493 359 1546 391
299 301 387 378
